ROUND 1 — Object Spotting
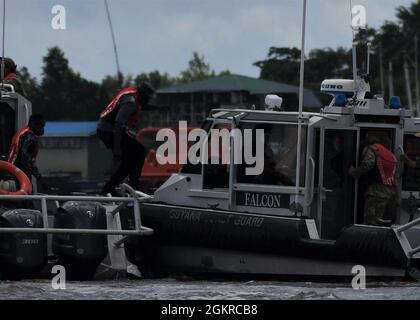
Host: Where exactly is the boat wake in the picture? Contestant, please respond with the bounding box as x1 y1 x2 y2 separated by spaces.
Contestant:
1 279 420 300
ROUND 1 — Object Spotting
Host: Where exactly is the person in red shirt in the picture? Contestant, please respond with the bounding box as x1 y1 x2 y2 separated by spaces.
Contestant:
97 82 155 196
8 114 48 191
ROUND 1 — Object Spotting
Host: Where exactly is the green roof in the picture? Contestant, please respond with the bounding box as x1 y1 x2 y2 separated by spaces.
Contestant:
158 74 321 107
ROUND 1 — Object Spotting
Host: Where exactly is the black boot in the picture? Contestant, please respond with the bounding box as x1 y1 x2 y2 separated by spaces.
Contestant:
101 182 119 197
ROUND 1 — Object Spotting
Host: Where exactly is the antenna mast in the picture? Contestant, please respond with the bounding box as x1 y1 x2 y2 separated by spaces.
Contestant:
414 34 420 116
366 42 372 76
388 61 394 98
104 0 122 88
294 0 307 213
404 53 414 112
350 0 358 96
352 43 358 92
1 0 6 84
379 42 385 95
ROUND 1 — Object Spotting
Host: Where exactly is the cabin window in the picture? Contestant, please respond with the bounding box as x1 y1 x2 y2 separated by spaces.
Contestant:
323 130 356 188
181 120 213 175
0 102 15 157
402 134 420 191
236 123 307 187
203 123 231 189
360 129 393 150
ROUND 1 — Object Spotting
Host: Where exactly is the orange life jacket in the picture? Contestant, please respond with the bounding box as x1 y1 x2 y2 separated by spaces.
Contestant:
4 72 16 80
8 126 39 164
100 86 141 128
373 143 397 187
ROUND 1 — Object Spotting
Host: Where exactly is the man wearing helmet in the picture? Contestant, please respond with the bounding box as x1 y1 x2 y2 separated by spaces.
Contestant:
0 57 27 97
97 82 156 196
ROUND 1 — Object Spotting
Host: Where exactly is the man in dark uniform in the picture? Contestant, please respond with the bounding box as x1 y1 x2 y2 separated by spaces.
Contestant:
97 82 155 196
8 114 48 191
349 134 398 226
1 57 27 97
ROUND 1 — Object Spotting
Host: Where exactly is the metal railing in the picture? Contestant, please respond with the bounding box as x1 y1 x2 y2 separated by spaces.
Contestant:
396 217 420 257
0 83 15 94
304 156 316 207
0 184 154 237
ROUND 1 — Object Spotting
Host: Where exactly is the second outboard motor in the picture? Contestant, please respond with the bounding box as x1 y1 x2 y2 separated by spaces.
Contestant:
53 202 107 280
0 209 47 280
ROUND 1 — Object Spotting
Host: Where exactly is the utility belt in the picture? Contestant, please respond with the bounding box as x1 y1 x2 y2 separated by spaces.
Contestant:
97 125 137 140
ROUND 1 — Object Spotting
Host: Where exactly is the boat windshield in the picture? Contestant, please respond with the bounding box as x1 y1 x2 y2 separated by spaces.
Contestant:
0 102 15 157
403 134 420 191
236 122 307 187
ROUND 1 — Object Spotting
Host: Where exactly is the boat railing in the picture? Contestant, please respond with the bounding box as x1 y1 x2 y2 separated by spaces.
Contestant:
396 217 420 257
0 83 15 94
0 183 154 238
304 156 316 207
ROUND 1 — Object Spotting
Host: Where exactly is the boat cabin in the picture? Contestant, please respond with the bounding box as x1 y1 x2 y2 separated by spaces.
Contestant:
154 78 420 241
0 87 31 158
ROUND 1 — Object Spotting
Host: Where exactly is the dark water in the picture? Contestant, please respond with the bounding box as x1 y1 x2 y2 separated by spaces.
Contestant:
1 279 420 300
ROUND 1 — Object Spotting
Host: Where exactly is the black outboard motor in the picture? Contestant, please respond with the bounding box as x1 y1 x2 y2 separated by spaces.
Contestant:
53 202 107 280
0 209 47 280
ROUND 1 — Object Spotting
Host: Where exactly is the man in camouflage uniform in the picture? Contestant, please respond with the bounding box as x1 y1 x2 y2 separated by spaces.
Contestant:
349 136 398 226
0 57 27 97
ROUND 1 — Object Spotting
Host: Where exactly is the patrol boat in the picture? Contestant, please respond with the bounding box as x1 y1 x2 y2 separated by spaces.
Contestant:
120 89 420 278
119 41 420 278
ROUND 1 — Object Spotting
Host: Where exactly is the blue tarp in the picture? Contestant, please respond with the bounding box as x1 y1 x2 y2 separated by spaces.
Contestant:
44 121 97 137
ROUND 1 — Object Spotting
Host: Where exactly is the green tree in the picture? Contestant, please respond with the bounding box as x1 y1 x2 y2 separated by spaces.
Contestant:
134 70 175 89
306 47 352 83
254 47 301 85
218 69 231 77
38 47 103 120
180 52 214 83
99 73 135 104
18 66 42 107
254 46 353 104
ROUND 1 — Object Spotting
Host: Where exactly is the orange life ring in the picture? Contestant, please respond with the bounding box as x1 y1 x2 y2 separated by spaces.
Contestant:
0 160 32 196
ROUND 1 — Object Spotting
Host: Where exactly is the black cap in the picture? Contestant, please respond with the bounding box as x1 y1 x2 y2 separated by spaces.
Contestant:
137 81 155 98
